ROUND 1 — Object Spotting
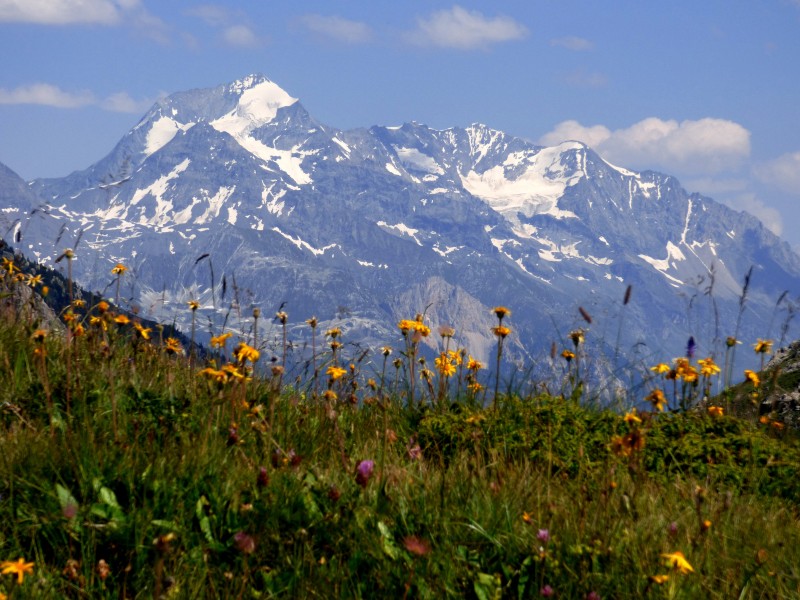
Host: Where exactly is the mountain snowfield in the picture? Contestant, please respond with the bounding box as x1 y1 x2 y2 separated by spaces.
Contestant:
3 74 800 377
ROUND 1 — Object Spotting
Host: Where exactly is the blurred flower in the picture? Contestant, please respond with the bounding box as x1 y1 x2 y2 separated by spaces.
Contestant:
355 460 375 488
707 406 724 418
522 511 533 525
233 531 256 555
0 558 34 585
111 263 127 275
257 466 269 488
492 325 511 338
537 529 551 543
96 559 111 581
561 349 575 362
467 356 484 371
697 357 721 377
402 536 431 557
438 325 455 338
701 519 712 532
650 362 670 375
586 592 601 600
233 342 259 363
569 329 585 347
492 306 511 321
114 314 130 325
327 366 347 381
210 332 232 348
623 409 641 424
753 339 773 354
686 336 696 359
434 353 457 377
726 336 740 347
540 585 554 597
275 310 288 324
646 389 667 412
164 337 183 355
96 301 109 313
187 300 200 311
306 316 318 328
744 369 760 388
661 551 694 574
667 521 678 536
649 574 669 585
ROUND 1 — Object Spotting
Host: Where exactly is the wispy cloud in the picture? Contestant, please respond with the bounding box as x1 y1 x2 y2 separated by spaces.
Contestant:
407 5 527 50
297 14 373 44
185 4 263 48
550 36 593 51
0 83 94 108
540 117 751 175
562 69 607 88
724 193 783 236
754 151 800 195
0 82 154 113
221 24 261 48
0 0 120 25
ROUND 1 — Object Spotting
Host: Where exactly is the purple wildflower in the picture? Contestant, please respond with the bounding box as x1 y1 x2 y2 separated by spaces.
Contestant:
540 584 554 597
537 529 551 543
355 460 375 488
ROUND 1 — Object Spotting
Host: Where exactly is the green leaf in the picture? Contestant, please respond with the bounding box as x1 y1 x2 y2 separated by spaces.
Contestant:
377 521 400 560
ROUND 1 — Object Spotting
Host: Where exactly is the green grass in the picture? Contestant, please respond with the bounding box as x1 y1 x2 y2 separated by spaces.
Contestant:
0 257 799 598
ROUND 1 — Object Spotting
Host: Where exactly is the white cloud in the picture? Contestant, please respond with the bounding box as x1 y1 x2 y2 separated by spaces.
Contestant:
550 36 593 51
0 82 158 114
298 14 373 44
540 117 751 175
185 4 230 26
754 151 800 195
101 91 156 113
562 69 607 88
724 193 783 236
408 5 527 50
221 24 261 47
0 0 120 24
0 83 94 108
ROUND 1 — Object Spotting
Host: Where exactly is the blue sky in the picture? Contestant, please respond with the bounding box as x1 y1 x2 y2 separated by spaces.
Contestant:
1 1 800 246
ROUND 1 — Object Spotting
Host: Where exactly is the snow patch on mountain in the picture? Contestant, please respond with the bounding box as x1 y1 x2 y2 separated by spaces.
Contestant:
393 147 444 175
460 143 584 228
145 116 194 156
377 221 423 246
211 79 297 137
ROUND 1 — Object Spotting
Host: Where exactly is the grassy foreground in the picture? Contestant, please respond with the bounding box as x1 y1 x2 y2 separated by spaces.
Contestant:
0 257 799 598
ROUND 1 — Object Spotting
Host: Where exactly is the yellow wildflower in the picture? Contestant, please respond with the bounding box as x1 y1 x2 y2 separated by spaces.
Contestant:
646 389 667 412
114 314 130 325
661 551 694 574
233 342 259 363
111 263 127 275
648 574 669 585
707 406 724 418
623 409 641 424
744 369 760 388
210 332 232 348
697 357 721 377
753 339 773 354
326 365 347 381
434 353 457 377
0 558 34 585
164 337 183 355
326 327 341 338
187 300 200 311
569 329 585 346
492 325 511 338
492 306 511 320
468 381 484 393
133 322 151 340
561 349 575 361
467 356 484 371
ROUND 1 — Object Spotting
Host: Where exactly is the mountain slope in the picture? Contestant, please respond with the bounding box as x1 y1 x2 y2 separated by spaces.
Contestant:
6 74 799 376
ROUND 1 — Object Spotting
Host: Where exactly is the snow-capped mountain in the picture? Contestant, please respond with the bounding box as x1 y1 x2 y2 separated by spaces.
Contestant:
4 74 800 374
